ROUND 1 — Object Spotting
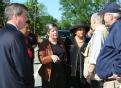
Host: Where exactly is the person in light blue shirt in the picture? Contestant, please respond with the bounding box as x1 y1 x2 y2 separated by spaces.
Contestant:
84 12 108 88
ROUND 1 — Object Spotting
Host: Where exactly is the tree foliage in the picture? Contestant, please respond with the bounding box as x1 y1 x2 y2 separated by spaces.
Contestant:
0 2 7 28
24 0 57 36
59 0 117 28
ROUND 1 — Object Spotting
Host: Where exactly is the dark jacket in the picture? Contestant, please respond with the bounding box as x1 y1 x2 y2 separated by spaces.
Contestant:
38 38 67 81
65 36 87 78
0 24 34 88
96 18 121 79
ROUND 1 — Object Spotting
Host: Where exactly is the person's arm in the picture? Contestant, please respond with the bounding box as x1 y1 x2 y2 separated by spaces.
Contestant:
38 47 53 64
38 43 59 64
86 64 95 83
11 37 33 84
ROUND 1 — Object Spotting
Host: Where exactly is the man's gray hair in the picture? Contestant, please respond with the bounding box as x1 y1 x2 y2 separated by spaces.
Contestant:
4 3 28 21
107 13 121 19
91 12 103 24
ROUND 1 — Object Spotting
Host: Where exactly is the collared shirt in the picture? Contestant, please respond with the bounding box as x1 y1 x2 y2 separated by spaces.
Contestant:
7 22 19 30
84 24 108 64
84 24 108 80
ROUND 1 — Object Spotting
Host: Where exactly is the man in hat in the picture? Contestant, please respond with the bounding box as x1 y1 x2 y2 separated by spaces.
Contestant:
65 22 90 88
96 2 121 88
84 12 108 88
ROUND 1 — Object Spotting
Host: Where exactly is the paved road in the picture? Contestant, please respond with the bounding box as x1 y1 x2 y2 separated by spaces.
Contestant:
34 47 42 88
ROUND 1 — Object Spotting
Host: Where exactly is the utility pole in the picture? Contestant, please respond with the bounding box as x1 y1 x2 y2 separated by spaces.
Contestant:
34 0 37 33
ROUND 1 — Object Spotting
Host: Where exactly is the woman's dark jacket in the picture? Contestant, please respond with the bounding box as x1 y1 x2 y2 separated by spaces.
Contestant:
65 36 87 78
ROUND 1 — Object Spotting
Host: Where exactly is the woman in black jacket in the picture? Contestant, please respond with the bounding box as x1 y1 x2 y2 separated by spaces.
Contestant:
65 22 90 88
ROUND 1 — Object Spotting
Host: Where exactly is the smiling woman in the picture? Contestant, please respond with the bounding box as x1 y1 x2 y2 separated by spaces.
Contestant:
38 23 67 88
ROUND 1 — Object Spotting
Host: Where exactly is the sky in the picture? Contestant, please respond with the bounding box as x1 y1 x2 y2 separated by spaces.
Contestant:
10 0 62 21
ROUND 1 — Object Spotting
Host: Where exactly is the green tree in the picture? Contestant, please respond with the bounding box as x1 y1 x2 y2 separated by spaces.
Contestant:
35 15 57 36
59 0 117 28
24 0 57 36
0 2 7 28
58 19 71 29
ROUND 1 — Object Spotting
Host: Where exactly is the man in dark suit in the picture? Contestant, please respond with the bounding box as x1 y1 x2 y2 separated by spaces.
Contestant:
0 3 34 88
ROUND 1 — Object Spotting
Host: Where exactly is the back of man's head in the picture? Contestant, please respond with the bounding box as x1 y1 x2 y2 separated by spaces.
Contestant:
4 3 28 21
91 12 103 24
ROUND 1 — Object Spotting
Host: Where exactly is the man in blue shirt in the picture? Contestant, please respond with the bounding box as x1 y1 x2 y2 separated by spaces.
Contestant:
96 2 121 88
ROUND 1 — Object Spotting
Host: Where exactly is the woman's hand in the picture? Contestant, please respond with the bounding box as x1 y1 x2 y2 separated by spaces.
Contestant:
51 55 60 63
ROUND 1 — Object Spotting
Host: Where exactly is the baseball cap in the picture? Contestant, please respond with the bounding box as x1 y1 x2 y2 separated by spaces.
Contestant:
99 2 121 14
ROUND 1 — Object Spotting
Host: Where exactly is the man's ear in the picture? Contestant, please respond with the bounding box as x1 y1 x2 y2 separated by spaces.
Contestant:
110 14 114 20
93 19 96 24
47 32 49 36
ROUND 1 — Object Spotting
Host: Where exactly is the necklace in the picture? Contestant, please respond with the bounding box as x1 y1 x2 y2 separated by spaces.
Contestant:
75 36 84 47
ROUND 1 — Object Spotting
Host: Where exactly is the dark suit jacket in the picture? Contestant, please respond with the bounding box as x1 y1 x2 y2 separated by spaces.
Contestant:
0 24 34 88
